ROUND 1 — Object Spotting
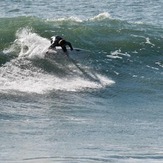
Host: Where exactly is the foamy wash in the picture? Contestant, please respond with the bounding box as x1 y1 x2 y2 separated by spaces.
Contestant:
0 0 163 163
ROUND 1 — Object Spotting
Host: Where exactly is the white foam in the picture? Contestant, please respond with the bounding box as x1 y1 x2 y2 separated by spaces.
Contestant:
131 35 155 46
155 62 163 68
0 58 115 95
107 49 130 59
57 16 83 23
0 62 115 94
145 37 155 46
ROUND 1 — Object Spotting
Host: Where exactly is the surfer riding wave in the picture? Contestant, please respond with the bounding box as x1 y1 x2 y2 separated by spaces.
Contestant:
48 36 73 55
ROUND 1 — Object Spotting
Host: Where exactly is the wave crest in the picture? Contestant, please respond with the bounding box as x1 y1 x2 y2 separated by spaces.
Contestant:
90 12 112 21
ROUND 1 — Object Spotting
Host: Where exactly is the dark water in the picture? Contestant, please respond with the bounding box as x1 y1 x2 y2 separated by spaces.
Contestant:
0 1 163 163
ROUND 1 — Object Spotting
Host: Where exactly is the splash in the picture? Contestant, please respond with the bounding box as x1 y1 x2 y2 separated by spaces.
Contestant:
17 28 50 59
3 27 50 59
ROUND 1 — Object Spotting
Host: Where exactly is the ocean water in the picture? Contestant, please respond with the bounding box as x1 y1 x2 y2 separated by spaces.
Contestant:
0 0 163 163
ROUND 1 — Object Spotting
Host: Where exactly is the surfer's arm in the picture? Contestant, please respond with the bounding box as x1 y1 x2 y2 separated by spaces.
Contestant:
66 41 73 50
49 41 58 49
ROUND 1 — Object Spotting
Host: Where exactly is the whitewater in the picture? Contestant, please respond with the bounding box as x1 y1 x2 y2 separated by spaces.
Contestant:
0 0 163 163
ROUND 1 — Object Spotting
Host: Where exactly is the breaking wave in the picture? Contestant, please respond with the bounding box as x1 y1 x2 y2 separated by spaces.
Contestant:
0 13 163 94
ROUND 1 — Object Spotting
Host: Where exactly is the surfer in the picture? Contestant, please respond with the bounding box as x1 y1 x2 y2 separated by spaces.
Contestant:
49 36 73 54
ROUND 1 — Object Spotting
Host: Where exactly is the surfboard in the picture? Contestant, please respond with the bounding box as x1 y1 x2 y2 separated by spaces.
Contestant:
45 47 89 61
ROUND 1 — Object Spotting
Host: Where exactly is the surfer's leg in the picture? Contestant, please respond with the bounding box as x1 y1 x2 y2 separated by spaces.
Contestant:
61 46 67 52
61 46 69 57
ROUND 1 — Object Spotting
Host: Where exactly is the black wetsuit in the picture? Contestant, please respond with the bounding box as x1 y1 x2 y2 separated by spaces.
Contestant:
49 36 73 52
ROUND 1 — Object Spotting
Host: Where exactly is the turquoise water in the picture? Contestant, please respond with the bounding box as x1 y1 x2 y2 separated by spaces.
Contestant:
0 1 163 163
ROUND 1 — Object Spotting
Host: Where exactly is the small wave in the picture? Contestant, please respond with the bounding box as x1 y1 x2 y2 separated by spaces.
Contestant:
90 12 112 21
46 12 112 23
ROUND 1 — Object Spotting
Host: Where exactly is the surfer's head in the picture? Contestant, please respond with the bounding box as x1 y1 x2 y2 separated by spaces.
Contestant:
50 36 55 44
